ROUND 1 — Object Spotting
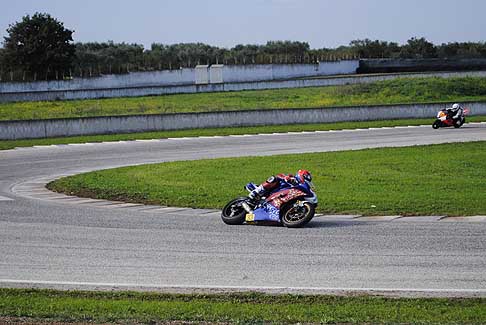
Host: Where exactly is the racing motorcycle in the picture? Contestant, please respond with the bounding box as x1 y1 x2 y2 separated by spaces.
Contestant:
221 179 318 228
432 108 467 129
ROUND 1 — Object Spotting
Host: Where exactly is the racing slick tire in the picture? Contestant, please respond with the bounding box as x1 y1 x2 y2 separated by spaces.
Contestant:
280 199 315 228
221 197 247 225
432 120 441 129
454 117 465 128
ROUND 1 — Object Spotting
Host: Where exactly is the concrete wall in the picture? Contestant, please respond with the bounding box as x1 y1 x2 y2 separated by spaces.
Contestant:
195 65 209 84
359 58 486 73
209 65 224 84
0 69 196 93
221 61 359 83
2 101 485 140
0 61 359 101
3 70 486 103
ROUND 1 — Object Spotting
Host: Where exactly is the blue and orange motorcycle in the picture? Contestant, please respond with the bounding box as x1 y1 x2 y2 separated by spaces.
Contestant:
221 179 318 228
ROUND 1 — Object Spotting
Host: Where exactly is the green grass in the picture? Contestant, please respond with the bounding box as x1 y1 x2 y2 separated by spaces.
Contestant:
48 141 486 216
2 116 486 151
2 76 486 121
0 289 485 324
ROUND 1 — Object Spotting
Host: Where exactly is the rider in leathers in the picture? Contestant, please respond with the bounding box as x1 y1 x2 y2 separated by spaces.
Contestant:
248 170 312 202
446 103 464 123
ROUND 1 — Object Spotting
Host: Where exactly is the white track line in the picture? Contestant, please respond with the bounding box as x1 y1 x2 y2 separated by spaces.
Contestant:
0 279 485 297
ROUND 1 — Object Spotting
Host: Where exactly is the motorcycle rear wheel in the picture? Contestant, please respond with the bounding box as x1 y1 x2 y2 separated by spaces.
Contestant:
281 199 315 228
454 117 465 128
221 197 247 225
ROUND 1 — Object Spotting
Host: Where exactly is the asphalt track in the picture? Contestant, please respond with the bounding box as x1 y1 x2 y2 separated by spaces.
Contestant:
1 123 486 297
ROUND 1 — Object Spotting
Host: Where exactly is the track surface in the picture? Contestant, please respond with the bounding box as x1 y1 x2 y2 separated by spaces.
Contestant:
1 124 486 297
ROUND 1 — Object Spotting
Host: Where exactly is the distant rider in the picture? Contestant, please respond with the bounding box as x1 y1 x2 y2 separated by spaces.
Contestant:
446 103 464 123
248 169 313 202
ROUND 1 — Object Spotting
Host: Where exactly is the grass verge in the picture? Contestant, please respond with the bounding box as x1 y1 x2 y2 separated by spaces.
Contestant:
2 116 486 151
48 141 486 216
2 76 486 120
0 289 485 324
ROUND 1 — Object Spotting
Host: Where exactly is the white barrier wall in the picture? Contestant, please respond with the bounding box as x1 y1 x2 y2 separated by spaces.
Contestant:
222 65 274 83
0 61 359 97
3 70 486 103
195 65 209 84
209 64 224 84
0 69 196 93
220 61 359 83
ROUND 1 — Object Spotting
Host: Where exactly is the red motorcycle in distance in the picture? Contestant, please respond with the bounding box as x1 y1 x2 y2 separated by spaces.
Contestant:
432 107 469 129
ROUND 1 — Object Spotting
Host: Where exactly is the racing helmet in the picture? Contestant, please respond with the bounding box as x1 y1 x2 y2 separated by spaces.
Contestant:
296 169 312 183
452 103 461 110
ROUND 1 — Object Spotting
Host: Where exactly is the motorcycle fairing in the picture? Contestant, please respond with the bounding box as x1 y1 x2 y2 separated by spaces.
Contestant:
248 188 307 222
252 203 280 221
267 188 307 209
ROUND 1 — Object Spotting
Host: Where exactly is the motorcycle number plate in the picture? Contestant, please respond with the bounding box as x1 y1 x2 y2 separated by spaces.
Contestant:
245 213 255 222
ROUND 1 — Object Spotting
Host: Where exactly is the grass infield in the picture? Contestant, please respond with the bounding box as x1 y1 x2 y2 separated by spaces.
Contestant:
2 76 486 121
0 289 485 324
48 141 486 216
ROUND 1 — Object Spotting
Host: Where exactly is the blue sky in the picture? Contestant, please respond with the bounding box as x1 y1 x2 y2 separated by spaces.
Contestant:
2 0 485 49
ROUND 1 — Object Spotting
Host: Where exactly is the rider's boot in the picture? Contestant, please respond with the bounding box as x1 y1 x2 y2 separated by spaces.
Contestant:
248 185 265 204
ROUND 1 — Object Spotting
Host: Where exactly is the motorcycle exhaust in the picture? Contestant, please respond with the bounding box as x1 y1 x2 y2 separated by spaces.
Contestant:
241 201 253 213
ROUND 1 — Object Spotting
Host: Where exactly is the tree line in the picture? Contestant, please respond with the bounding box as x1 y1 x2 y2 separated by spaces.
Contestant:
2 13 486 81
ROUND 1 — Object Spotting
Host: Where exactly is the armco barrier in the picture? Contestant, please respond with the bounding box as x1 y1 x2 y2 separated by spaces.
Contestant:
2 70 486 103
1 102 486 140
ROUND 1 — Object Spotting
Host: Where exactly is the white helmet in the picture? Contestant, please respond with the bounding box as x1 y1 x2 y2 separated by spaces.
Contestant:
452 103 461 110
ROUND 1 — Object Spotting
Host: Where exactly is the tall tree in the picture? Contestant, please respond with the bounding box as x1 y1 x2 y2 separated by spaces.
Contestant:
3 12 75 79
399 37 437 59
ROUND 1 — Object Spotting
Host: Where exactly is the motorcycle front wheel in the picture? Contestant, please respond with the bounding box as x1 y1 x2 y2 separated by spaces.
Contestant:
221 197 247 225
432 120 441 129
280 199 315 228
